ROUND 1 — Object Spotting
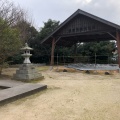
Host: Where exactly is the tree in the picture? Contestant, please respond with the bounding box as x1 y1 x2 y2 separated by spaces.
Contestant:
77 41 115 56
0 0 25 27
0 0 34 73
0 0 36 65
0 0 33 43
38 19 60 40
0 19 21 74
15 20 38 43
76 41 116 63
29 19 60 63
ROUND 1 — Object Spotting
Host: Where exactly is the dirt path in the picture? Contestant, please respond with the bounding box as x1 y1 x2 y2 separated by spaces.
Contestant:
0 66 120 120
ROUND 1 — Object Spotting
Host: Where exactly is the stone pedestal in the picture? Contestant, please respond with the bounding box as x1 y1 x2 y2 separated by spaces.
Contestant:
12 64 44 81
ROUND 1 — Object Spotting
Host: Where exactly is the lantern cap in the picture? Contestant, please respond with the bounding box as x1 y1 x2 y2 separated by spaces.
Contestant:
21 43 33 50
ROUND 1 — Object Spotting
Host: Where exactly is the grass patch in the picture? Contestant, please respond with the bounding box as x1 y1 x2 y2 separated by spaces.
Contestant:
37 66 49 71
53 67 77 73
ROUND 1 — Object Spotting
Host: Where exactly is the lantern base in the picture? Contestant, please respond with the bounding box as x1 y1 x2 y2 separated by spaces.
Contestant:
12 64 44 81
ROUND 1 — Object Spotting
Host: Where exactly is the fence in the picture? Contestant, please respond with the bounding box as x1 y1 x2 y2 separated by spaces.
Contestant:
53 54 117 65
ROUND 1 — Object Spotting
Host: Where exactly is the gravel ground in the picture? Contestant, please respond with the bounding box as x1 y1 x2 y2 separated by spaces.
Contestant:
0 66 120 120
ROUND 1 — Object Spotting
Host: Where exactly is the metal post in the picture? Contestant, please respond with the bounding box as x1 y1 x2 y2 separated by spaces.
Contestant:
57 54 58 65
56 54 59 70
108 55 109 64
95 53 96 68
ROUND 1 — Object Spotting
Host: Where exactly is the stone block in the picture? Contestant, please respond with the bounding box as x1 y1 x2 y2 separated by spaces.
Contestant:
12 64 44 81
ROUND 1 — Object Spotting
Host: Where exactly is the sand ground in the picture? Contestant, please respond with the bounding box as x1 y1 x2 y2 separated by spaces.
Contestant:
0 66 120 120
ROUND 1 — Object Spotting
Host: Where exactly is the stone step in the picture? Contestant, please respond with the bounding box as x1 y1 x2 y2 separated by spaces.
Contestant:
0 83 47 105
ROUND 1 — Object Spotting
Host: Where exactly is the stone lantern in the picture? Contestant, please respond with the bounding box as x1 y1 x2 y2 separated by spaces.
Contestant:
21 43 33 64
12 43 44 81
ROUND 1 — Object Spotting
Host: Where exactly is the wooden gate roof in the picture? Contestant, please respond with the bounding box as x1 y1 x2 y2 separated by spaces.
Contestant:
41 9 120 46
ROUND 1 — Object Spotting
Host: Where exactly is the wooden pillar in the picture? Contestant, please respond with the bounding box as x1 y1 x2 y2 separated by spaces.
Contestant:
50 38 55 65
116 30 120 68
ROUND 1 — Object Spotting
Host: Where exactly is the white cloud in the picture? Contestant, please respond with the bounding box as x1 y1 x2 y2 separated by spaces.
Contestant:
8 0 120 28
75 0 82 3
75 0 92 4
86 0 92 3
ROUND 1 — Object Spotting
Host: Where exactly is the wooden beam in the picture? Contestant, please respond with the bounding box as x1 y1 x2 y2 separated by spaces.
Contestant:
50 38 55 65
116 30 120 68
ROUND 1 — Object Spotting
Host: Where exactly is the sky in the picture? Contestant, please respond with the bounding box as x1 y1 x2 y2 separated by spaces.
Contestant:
9 0 120 30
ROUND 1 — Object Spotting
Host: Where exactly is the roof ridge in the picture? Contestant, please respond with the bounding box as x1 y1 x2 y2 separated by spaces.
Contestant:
77 9 120 29
41 9 120 44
